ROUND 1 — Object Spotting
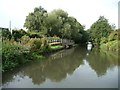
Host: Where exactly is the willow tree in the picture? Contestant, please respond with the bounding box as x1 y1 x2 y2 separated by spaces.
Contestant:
24 6 48 33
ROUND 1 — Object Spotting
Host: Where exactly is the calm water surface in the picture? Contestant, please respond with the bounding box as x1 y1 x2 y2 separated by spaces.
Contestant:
2 46 119 88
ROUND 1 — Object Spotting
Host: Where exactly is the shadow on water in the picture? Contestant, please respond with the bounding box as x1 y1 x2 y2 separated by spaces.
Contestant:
2 45 118 87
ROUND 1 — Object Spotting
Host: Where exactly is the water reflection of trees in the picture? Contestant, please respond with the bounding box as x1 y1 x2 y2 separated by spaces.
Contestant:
22 47 87 84
86 48 118 77
3 47 87 85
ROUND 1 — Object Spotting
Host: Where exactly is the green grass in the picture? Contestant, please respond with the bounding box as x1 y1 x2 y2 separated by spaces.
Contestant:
50 45 63 49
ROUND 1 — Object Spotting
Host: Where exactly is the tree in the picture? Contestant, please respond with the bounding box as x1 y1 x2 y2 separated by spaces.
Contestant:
64 16 87 44
24 7 88 44
46 12 63 37
61 22 71 39
24 6 48 32
46 9 68 37
89 16 113 45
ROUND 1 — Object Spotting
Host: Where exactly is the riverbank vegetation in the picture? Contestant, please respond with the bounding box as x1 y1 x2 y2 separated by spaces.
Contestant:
1 6 119 72
1 6 88 72
87 16 119 52
100 29 120 52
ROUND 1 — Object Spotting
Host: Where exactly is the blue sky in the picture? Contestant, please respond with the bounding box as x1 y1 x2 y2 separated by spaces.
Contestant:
0 0 119 30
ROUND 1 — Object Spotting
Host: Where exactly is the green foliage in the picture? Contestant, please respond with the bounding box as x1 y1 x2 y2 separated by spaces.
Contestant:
29 38 42 53
89 16 113 45
2 41 30 72
27 31 43 38
21 35 30 45
46 10 64 37
27 37 50 54
47 36 60 40
24 6 48 32
2 36 50 72
100 37 108 44
100 40 119 51
12 29 27 41
31 52 44 60
24 6 88 44
48 9 86 43
1 28 12 40
61 23 71 39
100 28 119 52
78 30 89 44
40 37 50 53
118 28 120 40
51 9 68 19
108 30 118 41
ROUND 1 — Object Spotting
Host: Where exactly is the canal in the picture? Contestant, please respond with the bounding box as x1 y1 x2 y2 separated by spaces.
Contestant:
2 46 119 88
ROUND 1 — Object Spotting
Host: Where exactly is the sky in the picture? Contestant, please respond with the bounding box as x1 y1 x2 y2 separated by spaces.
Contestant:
0 0 119 30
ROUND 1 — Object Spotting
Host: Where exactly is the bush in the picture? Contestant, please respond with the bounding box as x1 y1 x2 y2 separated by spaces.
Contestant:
100 40 119 52
21 35 30 45
1 28 12 40
2 41 30 72
41 37 50 53
27 37 50 54
28 38 42 53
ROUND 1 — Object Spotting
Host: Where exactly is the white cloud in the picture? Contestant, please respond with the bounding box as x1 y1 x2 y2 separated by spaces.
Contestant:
0 0 119 29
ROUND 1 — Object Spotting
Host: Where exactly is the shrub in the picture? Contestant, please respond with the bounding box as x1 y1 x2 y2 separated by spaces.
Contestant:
27 37 50 54
100 40 119 52
1 28 12 40
21 35 30 45
28 38 42 53
2 41 30 72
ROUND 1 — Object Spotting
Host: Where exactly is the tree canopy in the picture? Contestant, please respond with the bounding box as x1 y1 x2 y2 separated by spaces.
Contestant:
24 6 48 32
24 6 88 44
88 16 113 45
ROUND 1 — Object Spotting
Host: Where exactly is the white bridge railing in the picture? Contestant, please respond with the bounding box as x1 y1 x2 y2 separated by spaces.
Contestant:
47 39 74 46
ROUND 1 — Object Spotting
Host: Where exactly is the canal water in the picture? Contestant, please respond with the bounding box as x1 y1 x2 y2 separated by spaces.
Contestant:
2 45 119 88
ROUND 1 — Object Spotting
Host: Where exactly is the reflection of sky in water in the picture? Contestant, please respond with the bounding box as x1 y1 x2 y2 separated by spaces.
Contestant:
2 47 118 88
